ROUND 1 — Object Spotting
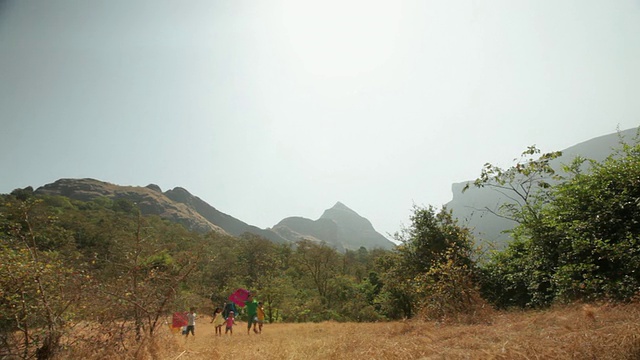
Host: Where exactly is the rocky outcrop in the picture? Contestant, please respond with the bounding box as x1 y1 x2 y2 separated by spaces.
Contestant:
35 178 227 235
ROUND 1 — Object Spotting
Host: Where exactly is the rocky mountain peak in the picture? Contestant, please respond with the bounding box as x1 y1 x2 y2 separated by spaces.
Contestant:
145 184 162 193
164 187 194 205
330 201 355 212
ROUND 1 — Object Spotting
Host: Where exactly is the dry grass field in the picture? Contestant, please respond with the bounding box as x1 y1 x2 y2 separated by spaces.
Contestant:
63 302 640 360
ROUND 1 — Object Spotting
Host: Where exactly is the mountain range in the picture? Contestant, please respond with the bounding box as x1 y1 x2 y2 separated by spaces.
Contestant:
11 127 637 252
32 179 396 251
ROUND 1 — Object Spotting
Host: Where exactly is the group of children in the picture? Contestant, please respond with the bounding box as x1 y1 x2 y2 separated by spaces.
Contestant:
210 293 265 336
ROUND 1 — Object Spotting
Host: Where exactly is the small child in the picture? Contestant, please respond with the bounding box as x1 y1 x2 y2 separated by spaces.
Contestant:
210 307 224 336
185 307 196 337
225 311 235 335
257 302 265 334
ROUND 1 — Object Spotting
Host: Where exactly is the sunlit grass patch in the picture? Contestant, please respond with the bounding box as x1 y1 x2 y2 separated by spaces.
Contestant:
55 302 640 359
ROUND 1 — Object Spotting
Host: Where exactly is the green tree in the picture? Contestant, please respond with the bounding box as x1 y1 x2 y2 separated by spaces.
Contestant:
467 146 565 307
377 206 477 320
252 242 296 323
543 134 640 302
480 132 640 307
294 239 340 304
396 205 473 271
464 146 563 225
374 250 414 319
0 197 83 360
200 232 242 306
83 204 198 350
479 238 536 308
237 232 279 290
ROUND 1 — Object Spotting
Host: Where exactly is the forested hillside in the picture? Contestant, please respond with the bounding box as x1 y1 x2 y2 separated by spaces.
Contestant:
0 190 402 358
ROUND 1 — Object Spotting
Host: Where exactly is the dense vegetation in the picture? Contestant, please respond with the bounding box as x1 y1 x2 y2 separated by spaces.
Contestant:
479 132 640 308
1 131 639 359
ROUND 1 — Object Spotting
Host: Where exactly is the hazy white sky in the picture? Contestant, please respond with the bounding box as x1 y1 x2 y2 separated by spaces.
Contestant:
1 0 639 238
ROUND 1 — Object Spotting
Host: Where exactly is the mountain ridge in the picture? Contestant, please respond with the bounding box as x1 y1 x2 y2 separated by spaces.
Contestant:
31 179 395 251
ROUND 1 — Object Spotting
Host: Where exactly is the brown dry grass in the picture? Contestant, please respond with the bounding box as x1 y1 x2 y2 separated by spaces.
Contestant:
60 302 640 360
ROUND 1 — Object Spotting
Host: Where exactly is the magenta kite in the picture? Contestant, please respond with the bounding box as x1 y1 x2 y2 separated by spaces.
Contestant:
229 288 250 307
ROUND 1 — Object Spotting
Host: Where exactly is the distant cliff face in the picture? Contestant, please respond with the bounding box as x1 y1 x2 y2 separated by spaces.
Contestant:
446 127 638 249
32 179 394 251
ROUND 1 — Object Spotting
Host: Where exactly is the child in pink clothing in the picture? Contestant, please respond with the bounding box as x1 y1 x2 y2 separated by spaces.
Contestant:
225 311 235 335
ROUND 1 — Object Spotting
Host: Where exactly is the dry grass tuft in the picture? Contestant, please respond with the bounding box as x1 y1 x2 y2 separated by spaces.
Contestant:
55 302 640 359
582 304 596 322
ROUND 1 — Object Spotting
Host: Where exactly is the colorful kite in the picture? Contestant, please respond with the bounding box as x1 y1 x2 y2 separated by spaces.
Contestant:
229 288 250 307
172 312 188 329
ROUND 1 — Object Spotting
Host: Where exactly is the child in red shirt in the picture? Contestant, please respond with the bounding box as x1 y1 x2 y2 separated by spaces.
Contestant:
225 311 235 335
